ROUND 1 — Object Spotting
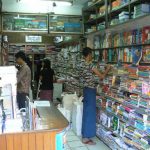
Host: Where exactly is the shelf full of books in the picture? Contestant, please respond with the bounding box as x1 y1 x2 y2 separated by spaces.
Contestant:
92 25 150 64
95 62 150 150
83 0 150 34
7 44 55 65
49 42 82 95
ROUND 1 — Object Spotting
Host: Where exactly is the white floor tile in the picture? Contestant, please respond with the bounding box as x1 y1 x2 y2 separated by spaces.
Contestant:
87 140 111 150
67 135 80 142
67 130 75 136
64 144 70 149
64 148 71 150
68 141 85 148
66 129 111 150
72 147 88 150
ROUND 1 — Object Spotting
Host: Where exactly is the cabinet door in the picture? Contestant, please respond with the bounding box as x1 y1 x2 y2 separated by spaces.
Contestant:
49 15 82 33
3 14 48 32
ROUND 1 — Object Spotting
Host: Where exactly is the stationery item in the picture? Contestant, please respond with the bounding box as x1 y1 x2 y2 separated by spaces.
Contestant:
112 116 119 131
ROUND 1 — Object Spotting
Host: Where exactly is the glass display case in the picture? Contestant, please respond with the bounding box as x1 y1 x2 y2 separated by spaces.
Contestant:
2 14 48 32
49 15 82 33
0 66 17 122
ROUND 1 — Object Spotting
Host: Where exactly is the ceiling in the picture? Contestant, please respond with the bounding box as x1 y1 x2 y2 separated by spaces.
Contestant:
73 0 88 5
2 0 88 14
20 0 88 5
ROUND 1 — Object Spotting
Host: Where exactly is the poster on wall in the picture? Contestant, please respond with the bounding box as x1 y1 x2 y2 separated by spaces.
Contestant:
25 36 42 42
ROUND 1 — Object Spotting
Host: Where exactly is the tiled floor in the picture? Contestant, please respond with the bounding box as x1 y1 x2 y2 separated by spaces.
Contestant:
65 130 111 150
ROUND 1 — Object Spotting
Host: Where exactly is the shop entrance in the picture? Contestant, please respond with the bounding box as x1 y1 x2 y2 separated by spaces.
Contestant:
27 53 45 99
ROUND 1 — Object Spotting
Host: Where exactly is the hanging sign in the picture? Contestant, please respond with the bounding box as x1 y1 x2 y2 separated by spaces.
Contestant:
25 36 42 42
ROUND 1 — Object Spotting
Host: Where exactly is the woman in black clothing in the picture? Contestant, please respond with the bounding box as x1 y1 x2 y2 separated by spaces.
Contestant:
39 59 55 101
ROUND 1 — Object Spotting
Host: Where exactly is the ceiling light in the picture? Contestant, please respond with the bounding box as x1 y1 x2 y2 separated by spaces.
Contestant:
18 0 72 6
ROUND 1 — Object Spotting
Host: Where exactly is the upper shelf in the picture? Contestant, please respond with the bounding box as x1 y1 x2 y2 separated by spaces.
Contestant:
83 0 150 34
86 14 150 36
2 13 83 34
83 0 105 11
108 14 150 33
109 2 129 14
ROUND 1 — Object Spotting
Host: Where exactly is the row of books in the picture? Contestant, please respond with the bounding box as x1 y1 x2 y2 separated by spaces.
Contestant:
96 65 150 149
94 46 150 64
94 26 150 49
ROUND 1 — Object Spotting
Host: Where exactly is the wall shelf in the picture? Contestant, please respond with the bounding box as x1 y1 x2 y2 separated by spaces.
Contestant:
83 0 150 35
93 43 150 50
110 3 129 14
83 0 105 11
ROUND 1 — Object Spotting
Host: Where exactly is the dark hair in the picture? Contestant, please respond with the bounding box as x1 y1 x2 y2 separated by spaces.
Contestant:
43 59 51 69
82 47 92 57
15 51 26 61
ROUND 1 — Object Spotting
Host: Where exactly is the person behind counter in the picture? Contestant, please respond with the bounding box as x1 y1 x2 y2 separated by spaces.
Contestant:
15 51 31 109
39 59 55 101
79 47 111 145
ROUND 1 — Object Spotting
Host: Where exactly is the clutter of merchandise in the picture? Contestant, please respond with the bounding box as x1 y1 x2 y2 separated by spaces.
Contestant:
96 64 150 150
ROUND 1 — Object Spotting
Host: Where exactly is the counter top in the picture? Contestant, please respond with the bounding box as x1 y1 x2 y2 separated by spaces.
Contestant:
36 104 69 130
0 102 69 135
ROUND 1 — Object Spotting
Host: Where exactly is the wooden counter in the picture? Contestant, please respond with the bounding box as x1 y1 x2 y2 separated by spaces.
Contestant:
37 105 68 130
0 102 69 150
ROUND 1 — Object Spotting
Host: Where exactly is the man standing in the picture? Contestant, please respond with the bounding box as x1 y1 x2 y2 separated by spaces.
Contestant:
15 51 31 109
79 47 111 145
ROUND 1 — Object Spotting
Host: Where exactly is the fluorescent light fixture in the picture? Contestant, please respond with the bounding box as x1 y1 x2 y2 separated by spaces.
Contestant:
52 1 72 6
19 0 72 6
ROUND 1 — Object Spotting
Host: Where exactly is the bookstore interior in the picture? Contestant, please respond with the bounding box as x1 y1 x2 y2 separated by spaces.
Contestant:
0 0 150 150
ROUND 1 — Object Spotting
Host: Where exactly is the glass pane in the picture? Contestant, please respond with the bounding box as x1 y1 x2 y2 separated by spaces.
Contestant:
3 14 48 32
49 15 82 33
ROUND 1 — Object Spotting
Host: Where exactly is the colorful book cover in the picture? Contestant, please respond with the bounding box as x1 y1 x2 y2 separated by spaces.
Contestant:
131 46 142 66
142 46 150 63
102 49 108 62
142 26 150 44
142 82 150 96
112 116 119 131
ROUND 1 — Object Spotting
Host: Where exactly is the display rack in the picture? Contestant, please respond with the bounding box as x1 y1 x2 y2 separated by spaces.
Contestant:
49 37 84 95
83 0 107 33
7 43 55 65
83 0 150 34
96 65 150 150
83 1 150 149
92 25 150 63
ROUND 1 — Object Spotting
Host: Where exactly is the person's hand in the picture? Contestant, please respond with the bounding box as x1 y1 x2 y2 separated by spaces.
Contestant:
99 74 105 80
106 65 112 71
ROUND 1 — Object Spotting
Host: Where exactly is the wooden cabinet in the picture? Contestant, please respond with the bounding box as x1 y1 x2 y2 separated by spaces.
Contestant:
0 103 69 150
0 131 58 150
